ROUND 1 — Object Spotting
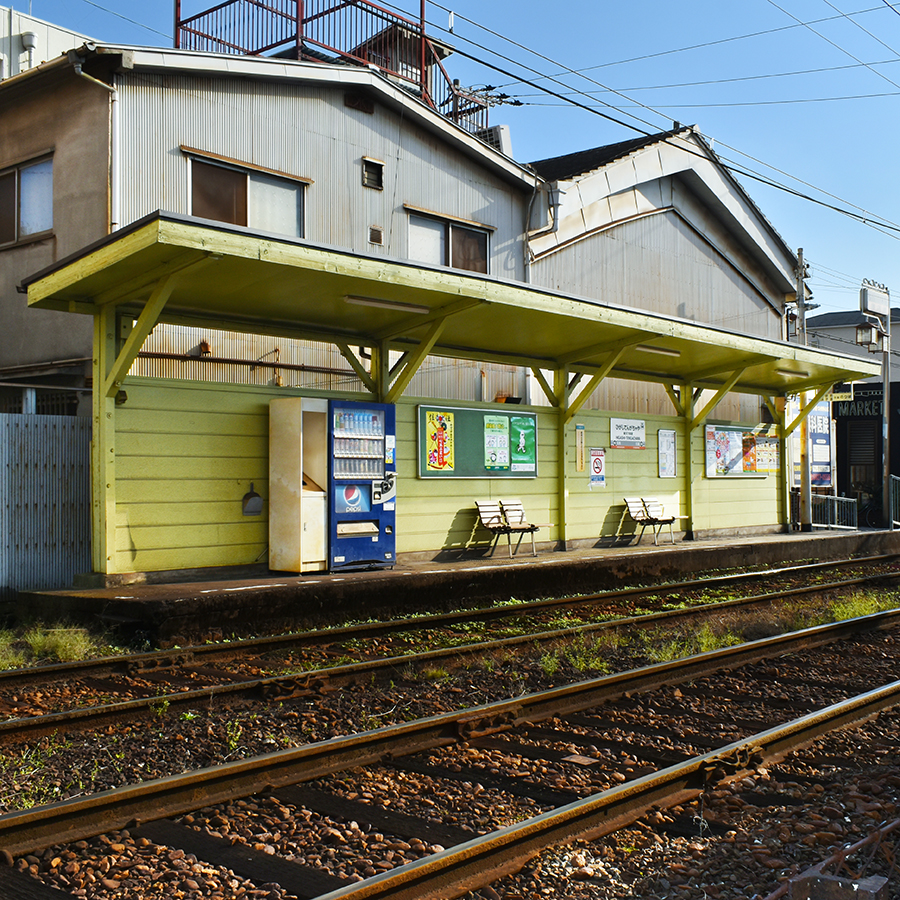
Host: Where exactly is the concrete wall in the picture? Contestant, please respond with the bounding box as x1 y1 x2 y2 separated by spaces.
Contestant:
0 67 109 369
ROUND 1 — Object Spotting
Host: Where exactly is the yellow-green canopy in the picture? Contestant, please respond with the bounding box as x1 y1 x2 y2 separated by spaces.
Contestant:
25 212 880 405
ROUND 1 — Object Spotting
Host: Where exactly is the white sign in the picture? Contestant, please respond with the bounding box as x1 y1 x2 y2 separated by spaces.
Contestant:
589 447 605 487
610 418 645 449
861 282 890 318
658 429 676 478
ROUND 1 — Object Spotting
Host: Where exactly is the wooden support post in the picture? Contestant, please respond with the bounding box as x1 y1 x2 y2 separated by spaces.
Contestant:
681 383 695 540
554 367 570 549
765 396 791 530
92 304 118 575
371 340 391 404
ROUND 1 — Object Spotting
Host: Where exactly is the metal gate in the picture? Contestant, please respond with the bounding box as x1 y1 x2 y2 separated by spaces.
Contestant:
0 414 91 600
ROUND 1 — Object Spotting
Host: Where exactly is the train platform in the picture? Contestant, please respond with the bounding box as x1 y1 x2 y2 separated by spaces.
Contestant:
19 528 900 644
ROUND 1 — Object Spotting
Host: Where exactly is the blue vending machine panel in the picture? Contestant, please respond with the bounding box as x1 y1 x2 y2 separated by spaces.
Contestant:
328 400 396 572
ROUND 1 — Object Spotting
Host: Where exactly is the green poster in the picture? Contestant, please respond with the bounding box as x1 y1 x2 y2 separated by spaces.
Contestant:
483 415 509 470
510 416 536 473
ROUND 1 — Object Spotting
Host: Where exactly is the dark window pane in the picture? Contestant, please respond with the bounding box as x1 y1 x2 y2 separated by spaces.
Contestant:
192 160 247 226
0 172 15 244
451 225 488 273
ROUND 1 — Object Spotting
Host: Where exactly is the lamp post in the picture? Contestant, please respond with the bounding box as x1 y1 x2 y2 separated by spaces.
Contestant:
857 280 891 527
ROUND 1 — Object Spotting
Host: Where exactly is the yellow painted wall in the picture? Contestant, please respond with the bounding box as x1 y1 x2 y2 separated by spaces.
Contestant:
112 378 783 572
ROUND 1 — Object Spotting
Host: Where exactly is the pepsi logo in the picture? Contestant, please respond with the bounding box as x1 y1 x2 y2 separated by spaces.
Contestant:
343 485 362 506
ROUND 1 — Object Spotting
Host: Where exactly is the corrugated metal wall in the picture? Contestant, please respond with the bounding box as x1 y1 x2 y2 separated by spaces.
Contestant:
117 72 526 279
0 415 91 598
132 323 524 402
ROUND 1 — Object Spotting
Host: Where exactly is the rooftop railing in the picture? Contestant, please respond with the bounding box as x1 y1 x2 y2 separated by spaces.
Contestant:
174 0 488 132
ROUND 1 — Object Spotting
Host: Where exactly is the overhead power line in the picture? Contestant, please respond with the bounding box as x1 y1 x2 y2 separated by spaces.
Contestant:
76 0 171 39
402 2 900 241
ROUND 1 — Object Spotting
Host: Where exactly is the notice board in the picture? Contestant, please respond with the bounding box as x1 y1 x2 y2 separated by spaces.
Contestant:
418 405 538 478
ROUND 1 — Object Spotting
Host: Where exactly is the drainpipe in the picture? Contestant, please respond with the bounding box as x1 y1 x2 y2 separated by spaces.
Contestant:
70 52 119 232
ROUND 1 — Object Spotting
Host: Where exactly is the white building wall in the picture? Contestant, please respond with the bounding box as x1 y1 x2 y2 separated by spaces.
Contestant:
0 6 90 80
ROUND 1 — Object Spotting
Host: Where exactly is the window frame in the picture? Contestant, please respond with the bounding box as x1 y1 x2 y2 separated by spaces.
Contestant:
0 154 54 250
185 149 309 240
407 210 491 274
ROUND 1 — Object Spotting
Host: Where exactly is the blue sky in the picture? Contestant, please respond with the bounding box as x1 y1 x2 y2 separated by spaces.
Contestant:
14 0 900 317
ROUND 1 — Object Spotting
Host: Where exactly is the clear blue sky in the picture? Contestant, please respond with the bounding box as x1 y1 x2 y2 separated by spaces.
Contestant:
15 0 900 317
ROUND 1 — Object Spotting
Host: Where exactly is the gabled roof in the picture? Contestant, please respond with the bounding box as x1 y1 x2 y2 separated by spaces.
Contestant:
807 308 900 329
0 42 537 191
529 127 685 182
527 126 797 293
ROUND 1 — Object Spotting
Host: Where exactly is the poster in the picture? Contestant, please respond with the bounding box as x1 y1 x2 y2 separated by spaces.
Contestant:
484 415 510 470
658 429 676 478
425 410 454 472
610 418 645 449
510 416 537 473
589 447 605 487
705 424 779 477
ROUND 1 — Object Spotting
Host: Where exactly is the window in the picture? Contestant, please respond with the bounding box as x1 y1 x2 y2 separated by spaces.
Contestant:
191 159 303 238
408 213 488 274
0 157 53 247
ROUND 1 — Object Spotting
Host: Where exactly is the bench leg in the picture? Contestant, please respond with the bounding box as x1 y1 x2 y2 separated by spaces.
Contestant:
530 530 536 557
507 532 513 557
636 523 645 545
667 522 675 543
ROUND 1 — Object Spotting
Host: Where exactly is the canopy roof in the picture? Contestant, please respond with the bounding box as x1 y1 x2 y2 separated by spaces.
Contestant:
24 212 879 398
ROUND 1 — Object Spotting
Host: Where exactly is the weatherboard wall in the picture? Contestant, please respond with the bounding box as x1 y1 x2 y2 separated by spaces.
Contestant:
110 377 782 574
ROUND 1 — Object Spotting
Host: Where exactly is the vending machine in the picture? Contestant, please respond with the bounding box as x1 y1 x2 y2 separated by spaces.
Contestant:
328 399 396 572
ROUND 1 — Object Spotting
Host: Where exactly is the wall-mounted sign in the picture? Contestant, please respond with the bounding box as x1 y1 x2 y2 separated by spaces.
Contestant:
589 447 605 488
610 418 645 449
658 429 676 478
575 424 585 472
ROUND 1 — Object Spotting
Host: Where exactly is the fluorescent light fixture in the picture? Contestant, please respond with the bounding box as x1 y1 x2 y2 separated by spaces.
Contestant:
345 295 430 314
775 368 809 378
635 344 681 358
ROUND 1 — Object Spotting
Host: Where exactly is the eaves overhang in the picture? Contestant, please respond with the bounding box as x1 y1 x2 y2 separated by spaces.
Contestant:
22 212 880 397
74 43 537 192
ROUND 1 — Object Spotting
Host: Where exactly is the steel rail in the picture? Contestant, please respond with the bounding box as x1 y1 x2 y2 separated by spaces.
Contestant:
3 579 900 743
1 554 896 691
314 679 900 900
0 608 897 857
4 554 899 697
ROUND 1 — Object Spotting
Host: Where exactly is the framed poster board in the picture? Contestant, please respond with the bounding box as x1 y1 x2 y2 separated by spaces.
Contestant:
705 424 779 477
658 429 676 478
418 405 538 478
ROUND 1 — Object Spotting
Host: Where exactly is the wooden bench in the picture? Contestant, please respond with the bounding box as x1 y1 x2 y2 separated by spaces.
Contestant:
499 499 540 557
474 499 541 557
624 497 677 546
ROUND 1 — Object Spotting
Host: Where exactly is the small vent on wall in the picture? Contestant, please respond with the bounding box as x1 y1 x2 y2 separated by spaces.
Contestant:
362 158 384 190
368 226 384 245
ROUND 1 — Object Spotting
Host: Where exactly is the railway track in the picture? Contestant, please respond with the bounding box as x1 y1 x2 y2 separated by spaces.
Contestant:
0 564 900 743
2 610 900 899
2 554 899 744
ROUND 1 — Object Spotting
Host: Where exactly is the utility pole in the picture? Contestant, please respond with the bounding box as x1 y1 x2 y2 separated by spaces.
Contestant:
797 249 812 531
